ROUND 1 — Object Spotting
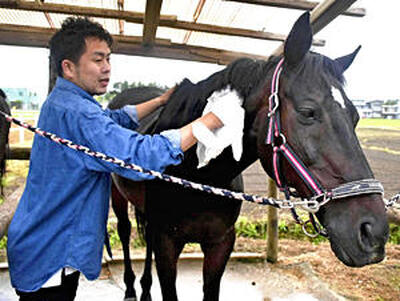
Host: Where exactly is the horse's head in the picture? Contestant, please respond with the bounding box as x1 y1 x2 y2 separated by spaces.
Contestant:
256 13 388 267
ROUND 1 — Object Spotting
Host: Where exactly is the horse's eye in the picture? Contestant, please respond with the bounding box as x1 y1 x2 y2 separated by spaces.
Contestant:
298 108 315 120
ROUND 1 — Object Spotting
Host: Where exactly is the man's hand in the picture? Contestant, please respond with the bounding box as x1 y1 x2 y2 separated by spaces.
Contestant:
158 85 177 106
135 85 177 120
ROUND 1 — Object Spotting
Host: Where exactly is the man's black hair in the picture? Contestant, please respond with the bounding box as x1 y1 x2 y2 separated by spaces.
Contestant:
49 17 113 76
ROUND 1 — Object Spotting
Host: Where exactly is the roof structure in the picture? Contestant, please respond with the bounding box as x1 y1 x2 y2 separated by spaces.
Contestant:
0 0 364 65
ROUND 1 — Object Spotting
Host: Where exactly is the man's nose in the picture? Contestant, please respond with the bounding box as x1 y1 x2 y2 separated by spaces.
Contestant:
102 60 111 73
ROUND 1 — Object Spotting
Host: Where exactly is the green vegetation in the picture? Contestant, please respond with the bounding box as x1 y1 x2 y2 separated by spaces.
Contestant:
358 118 400 130
235 216 328 244
388 224 400 244
2 160 29 188
106 222 145 249
0 236 6 249
235 217 400 245
10 109 39 120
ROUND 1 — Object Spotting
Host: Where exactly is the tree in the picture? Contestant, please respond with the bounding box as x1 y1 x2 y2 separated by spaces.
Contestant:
96 81 168 106
9 99 23 110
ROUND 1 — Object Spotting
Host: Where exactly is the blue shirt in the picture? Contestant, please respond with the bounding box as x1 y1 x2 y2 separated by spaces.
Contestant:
7 77 183 292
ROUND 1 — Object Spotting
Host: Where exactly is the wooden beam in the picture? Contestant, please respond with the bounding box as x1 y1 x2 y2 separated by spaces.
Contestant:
117 0 125 35
142 0 163 46
272 0 359 56
0 0 324 45
310 0 359 33
183 0 206 44
161 19 325 46
0 0 177 23
224 0 365 17
0 24 267 65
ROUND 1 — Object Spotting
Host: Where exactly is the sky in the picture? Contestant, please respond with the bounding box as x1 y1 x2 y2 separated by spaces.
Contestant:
0 0 398 103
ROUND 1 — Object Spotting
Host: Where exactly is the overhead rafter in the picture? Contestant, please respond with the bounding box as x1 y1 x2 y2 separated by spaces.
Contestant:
0 24 267 65
183 0 206 44
142 0 163 46
36 0 55 28
0 0 325 46
117 0 124 34
310 0 360 33
224 0 365 17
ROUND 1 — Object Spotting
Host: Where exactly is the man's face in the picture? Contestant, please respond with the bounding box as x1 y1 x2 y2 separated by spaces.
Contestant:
64 37 111 95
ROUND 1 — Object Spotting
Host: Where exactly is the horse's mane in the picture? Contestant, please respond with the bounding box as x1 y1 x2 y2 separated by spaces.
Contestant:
151 57 279 133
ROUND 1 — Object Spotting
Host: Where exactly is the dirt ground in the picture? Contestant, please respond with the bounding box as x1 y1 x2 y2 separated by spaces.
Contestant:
1 127 400 300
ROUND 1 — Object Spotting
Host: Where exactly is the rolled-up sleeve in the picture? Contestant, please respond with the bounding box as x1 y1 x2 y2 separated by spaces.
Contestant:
160 129 181 150
105 105 139 130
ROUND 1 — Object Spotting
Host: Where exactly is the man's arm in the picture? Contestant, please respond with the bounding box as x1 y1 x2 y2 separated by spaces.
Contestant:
179 112 223 151
135 86 176 120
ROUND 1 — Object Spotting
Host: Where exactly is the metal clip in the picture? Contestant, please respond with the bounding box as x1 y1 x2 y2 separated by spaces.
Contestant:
267 93 279 117
302 193 331 213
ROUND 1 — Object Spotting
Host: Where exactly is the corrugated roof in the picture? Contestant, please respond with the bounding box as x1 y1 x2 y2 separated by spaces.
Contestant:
0 0 365 64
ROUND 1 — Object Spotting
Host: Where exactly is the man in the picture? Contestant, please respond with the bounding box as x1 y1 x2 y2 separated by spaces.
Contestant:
7 17 232 300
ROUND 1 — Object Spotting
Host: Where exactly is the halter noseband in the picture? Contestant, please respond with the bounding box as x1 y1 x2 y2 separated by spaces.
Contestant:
265 58 384 219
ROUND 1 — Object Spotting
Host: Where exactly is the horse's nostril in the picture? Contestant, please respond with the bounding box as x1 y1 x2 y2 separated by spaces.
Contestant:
360 222 376 251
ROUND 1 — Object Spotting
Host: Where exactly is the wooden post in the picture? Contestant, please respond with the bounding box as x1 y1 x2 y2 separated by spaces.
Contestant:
0 185 24 239
48 58 57 94
266 177 279 263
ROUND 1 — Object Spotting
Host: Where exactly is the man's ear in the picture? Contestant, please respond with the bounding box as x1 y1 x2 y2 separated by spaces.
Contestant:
61 59 76 80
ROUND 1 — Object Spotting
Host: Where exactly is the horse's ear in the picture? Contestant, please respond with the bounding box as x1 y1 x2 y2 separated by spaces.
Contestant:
335 45 361 74
284 12 313 66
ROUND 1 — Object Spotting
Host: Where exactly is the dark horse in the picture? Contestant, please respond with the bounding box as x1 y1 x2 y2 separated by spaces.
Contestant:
109 13 388 301
0 89 10 194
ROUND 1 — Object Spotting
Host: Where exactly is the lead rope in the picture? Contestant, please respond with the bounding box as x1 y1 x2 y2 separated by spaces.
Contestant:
0 110 390 238
0 110 321 210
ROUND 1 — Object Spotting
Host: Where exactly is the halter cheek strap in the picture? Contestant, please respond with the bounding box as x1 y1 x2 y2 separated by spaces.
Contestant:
266 58 325 197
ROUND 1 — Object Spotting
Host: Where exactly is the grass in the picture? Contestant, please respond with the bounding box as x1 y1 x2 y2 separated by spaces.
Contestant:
358 118 400 130
10 110 39 120
2 160 29 189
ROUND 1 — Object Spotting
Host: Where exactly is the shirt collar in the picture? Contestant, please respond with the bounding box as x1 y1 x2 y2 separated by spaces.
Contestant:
55 77 102 108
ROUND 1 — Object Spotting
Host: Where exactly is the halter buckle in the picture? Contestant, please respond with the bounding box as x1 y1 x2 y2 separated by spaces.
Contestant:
272 133 287 147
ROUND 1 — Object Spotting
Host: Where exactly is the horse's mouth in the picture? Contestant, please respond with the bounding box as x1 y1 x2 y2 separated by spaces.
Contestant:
329 233 386 267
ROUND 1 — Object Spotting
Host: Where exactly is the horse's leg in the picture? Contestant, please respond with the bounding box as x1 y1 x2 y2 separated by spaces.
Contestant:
139 222 153 301
201 228 235 301
111 182 137 301
153 231 184 301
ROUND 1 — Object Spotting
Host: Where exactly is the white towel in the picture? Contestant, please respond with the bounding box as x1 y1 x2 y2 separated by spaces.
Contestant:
192 86 245 168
